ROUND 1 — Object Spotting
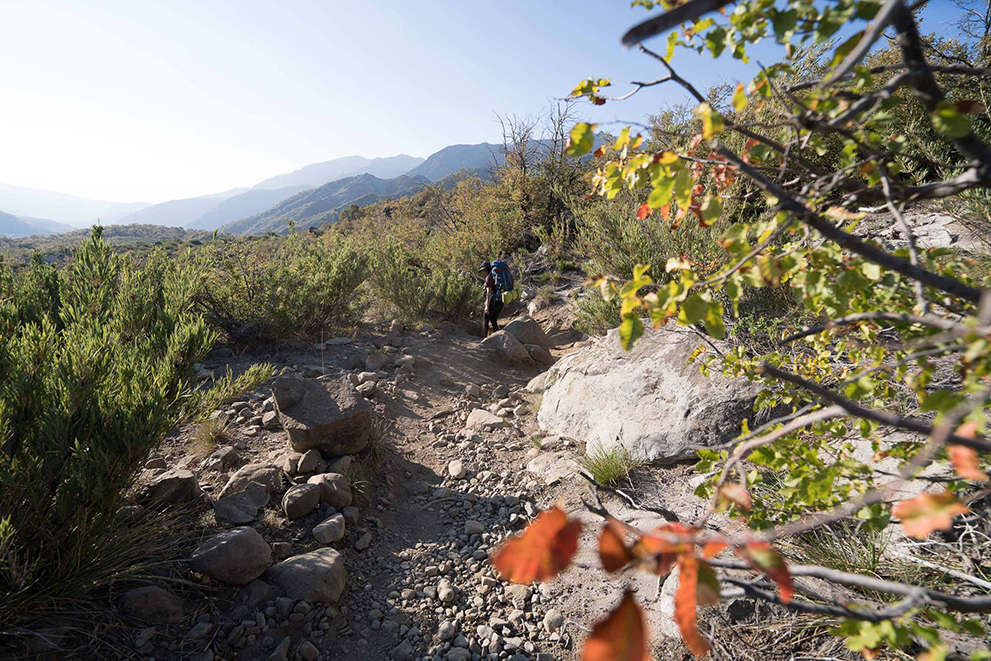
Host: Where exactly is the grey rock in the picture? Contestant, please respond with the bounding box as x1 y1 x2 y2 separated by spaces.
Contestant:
342 505 359 526
272 541 292 560
448 460 466 480
185 621 212 639
543 608 564 633
464 409 506 431
188 527 271 585
525 343 555 367
262 410 281 430
503 316 554 350
272 377 372 456
313 513 346 544
438 620 457 640
214 481 271 525
144 457 167 470
282 483 321 520
464 520 483 535
220 463 282 498
526 373 547 394
355 532 372 551
525 451 579 486
375 320 404 348
266 548 347 604
242 579 271 608
307 472 352 507
392 639 413 661
139 469 199 505
357 380 377 398
538 325 757 462
120 586 183 623
265 636 291 661
479 330 533 364
366 353 391 371
298 640 320 661
296 448 326 474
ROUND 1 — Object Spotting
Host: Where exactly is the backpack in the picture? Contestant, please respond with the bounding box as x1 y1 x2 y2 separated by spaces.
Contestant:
490 260 514 293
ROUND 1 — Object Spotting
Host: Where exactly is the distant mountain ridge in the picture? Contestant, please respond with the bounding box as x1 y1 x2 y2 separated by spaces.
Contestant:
406 142 503 182
253 154 425 190
220 173 431 235
186 186 310 231
0 209 76 237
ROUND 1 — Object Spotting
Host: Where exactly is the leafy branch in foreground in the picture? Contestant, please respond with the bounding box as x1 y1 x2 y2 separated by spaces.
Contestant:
497 0 991 658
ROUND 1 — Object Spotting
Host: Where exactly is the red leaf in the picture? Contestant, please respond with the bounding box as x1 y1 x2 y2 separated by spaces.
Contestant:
637 201 652 221
594 145 606 158
737 541 793 603
659 204 670 222
892 490 970 539
702 540 727 559
674 555 710 656
599 520 634 572
948 445 988 481
954 100 986 114
492 506 582 583
582 590 650 661
718 483 753 511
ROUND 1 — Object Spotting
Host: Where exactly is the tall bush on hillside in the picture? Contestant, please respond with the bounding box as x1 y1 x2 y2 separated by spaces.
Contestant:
494 0 991 659
0 227 213 622
197 231 368 343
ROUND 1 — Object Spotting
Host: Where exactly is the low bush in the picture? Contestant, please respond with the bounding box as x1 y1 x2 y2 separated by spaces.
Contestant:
578 446 643 488
0 228 213 624
367 237 477 323
197 232 368 343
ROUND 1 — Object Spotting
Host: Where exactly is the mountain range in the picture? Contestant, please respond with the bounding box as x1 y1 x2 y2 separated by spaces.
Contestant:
0 142 508 237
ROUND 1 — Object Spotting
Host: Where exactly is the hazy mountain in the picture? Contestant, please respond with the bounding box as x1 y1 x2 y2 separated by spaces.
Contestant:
0 210 75 237
222 173 431 235
253 154 425 190
406 143 504 182
0 181 148 227
96 201 153 224
186 186 311 231
116 195 229 227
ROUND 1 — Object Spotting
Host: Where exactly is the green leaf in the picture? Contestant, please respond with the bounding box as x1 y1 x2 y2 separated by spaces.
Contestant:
566 122 597 157
674 167 694 209
769 9 798 41
679 294 710 325
705 303 725 339
700 195 722 226
665 31 679 60
649 176 675 209
932 101 972 138
696 102 724 140
706 26 728 58
619 315 644 350
732 83 747 113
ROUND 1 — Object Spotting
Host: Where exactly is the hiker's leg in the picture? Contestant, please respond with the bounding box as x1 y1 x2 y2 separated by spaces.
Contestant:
491 302 504 332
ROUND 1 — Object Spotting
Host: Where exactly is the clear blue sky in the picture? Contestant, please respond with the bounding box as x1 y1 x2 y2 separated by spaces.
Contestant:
0 0 967 203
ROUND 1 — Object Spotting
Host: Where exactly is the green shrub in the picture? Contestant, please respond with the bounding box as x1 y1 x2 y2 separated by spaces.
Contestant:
187 363 278 422
198 232 368 343
368 237 478 323
573 288 621 336
0 227 213 623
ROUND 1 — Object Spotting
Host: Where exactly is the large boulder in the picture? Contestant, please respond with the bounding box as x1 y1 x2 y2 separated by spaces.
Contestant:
503 316 554 350
219 463 282 498
138 469 199 505
188 527 272 585
537 326 757 463
120 586 183 623
266 548 347 603
479 331 533 364
272 377 372 456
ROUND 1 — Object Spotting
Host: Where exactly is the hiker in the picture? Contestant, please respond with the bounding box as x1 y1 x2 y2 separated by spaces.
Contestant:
478 259 517 336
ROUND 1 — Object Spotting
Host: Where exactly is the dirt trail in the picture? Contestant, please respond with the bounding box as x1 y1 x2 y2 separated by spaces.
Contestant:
119 309 708 661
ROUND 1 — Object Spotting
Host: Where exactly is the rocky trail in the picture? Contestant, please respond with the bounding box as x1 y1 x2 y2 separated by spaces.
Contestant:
90 305 719 661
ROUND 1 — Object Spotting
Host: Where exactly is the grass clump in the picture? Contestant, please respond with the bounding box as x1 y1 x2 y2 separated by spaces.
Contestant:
579 446 644 488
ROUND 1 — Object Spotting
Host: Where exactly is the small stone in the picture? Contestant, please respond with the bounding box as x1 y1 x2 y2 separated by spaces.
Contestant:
313 513 346 544
448 460 466 480
185 621 212 640
543 608 564 633
464 520 483 535
262 410 281 430
342 506 360 526
272 542 292 560
437 579 455 603
298 640 320 661
297 449 326 474
438 620 456 641
493 385 509 398
355 532 372 551
282 483 321 520
120 586 183 623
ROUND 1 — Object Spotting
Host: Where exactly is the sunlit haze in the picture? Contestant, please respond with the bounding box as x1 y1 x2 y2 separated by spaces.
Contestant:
0 0 964 203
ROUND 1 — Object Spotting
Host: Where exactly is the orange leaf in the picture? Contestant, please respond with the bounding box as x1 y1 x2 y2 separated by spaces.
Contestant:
594 145 606 158
637 201 652 221
892 490 970 539
659 204 670 222
737 541 793 603
948 445 988 481
674 555 710 656
718 482 753 511
582 590 650 661
702 540 727 558
954 100 986 114
599 520 634 572
492 506 582 583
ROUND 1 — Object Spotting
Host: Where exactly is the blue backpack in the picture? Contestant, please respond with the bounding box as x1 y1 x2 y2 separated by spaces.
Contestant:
490 260 514 293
